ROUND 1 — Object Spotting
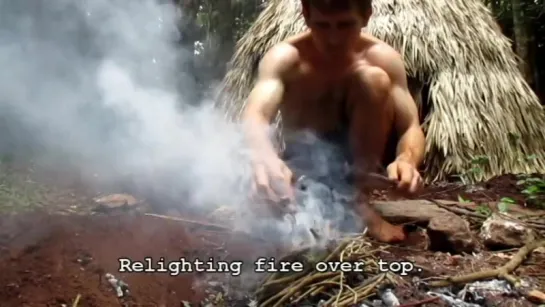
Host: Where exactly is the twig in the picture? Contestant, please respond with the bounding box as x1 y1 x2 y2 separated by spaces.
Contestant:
72 294 81 307
262 271 308 287
426 199 487 219
428 239 545 287
429 199 545 232
292 286 317 303
519 212 545 220
524 222 545 230
257 236 384 307
334 245 349 306
398 296 440 307
144 213 231 231
261 272 337 307
333 273 386 306
419 185 463 198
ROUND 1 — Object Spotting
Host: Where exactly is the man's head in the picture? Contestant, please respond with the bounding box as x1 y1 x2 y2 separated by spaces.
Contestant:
301 0 372 54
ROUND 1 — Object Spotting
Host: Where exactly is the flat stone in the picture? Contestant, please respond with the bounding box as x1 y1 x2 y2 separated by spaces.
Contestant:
371 199 449 223
372 199 478 253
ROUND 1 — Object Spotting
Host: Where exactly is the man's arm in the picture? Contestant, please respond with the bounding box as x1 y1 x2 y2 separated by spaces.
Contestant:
242 44 295 159
371 45 426 168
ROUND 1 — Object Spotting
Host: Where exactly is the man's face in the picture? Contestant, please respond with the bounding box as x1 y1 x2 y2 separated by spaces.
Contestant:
304 6 367 55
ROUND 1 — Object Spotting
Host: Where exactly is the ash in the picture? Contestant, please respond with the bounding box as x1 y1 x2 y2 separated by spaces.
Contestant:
192 272 261 307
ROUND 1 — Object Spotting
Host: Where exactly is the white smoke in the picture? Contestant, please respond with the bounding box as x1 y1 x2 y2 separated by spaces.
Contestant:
0 0 359 250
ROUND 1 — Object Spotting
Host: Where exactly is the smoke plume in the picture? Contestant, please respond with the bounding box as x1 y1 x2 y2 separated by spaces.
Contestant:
0 0 360 249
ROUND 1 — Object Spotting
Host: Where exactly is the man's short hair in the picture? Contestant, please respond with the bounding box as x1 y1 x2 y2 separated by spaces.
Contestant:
301 0 372 17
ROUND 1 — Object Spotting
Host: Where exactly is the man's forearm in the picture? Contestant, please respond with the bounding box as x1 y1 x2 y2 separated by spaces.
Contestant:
243 115 279 161
395 126 425 167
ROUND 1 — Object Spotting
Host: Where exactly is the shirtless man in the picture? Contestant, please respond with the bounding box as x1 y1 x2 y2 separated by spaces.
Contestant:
242 0 426 242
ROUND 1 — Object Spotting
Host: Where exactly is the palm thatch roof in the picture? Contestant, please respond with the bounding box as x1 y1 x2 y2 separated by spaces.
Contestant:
216 0 545 182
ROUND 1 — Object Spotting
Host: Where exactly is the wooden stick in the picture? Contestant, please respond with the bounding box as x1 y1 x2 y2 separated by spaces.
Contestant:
426 199 487 219
260 272 337 307
333 274 386 306
428 239 545 287
72 294 81 307
144 213 231 231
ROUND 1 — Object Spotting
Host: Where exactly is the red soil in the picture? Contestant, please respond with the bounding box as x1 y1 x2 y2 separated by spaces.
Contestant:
0 174 542 307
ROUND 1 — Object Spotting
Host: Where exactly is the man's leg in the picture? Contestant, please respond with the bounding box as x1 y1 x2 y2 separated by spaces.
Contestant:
346 65 406 242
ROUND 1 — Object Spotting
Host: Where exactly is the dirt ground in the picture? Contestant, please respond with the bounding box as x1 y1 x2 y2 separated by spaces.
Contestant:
0 162 543 307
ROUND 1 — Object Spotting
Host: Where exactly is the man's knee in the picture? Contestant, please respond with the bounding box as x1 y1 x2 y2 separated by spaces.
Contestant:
351 66 393 113
355 66 390 92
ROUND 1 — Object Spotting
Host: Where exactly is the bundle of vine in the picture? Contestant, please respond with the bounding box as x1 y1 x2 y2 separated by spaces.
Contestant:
255 235 401 307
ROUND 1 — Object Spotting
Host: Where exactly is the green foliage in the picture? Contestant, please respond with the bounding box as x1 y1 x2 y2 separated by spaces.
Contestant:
498 197 515 213
455 151 544 213
516 172 545 208
0 167 47 213
457 194 493 216
485 0 545 20
455 155 490 184
476 204 493 217
457 195 471 203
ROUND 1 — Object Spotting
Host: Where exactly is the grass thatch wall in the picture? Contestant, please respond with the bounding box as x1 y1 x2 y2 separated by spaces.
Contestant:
216 0 545 182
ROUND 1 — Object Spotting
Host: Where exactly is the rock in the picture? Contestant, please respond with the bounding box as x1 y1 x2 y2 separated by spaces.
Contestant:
535 246 545 254
479 214 537 249
527 289 545 304
372 200 478 253
427 213 477 253
379 288 400 306
444 254 463 266
372 199 448 224
93 193 141 212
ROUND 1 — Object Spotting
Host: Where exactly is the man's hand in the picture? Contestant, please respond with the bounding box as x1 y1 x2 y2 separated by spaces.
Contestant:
251 156 295 215
386 160 422 194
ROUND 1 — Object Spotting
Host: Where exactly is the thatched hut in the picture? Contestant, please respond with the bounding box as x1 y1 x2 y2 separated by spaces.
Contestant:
216 0 545 182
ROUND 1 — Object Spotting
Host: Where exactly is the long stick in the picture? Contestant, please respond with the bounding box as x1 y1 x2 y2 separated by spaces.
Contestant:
425 199 487 219
428 239 545 287
144 213 231 231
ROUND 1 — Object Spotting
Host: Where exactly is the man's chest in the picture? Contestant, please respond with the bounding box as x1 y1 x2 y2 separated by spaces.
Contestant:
281 76 351 132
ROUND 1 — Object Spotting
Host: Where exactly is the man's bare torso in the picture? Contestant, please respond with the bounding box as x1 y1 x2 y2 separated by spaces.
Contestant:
276 31 385 135
243 19 425 243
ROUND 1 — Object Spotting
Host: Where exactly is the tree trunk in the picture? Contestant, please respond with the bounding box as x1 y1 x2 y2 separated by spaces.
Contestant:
528 28 541 101
210 0 236 81
511 0 533 84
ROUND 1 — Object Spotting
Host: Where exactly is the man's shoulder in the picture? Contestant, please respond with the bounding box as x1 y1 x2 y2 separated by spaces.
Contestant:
364 40 403 67
263 42 300 64
361 37 406 79
259 39 303 76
